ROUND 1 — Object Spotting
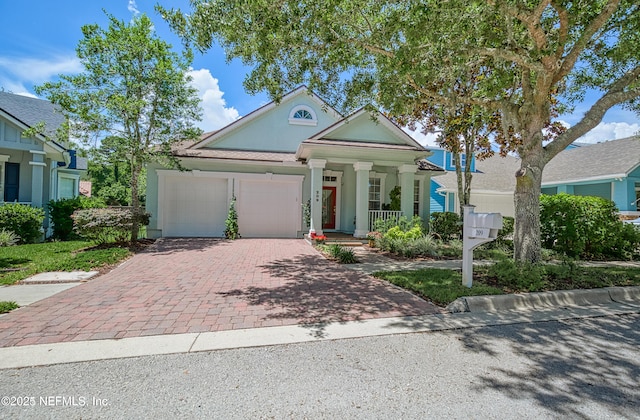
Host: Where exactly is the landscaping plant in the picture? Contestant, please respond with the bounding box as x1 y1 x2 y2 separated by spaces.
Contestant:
224 196 240 239
0 301 19 314
0 203 44 244
0 229 19 247
72 207 150 244
48 196 106 240
429 212 461 240
540 194 640 260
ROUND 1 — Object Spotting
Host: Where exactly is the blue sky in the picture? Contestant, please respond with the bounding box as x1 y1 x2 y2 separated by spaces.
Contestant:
0 1 637 145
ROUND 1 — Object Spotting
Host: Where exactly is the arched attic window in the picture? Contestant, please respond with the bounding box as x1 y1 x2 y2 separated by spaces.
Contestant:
288 105 317 126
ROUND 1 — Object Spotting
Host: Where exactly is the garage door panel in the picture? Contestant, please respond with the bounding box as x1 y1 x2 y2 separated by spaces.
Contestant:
162 176 228 237
237 179 300 238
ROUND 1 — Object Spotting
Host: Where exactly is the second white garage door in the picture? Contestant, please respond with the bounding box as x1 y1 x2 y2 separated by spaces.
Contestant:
236 178 301 238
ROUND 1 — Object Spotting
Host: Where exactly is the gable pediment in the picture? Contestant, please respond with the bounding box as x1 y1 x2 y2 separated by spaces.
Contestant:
193 86 342 153
310 109 423 148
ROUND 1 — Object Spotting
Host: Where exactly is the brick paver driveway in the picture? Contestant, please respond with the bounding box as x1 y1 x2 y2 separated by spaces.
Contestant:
0 239 440 347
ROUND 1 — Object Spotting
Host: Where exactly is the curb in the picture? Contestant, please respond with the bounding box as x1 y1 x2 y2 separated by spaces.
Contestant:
446 286 640 313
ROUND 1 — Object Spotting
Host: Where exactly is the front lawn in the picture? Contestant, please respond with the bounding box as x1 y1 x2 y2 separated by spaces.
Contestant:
0 241 132 285
374 263 640 306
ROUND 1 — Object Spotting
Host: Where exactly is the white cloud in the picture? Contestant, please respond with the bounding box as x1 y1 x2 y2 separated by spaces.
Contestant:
0 56 82 85
403 125 440 147
127 0 140 15
576 121 640 144
188 68 240 132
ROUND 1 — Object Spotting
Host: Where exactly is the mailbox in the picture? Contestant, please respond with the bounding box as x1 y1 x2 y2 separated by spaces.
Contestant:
467 213 503 239
462 206 503 288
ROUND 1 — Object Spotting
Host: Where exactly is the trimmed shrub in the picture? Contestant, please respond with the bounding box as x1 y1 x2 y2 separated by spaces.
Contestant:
429 212 461 240
48 196 106 240
540 193 640 260
0 204 45 244
72 207 150 244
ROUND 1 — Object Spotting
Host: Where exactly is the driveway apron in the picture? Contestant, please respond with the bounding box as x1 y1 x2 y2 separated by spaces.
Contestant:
0 239 439 347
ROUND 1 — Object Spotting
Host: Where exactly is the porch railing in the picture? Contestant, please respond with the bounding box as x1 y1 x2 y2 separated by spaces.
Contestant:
368 210 403 232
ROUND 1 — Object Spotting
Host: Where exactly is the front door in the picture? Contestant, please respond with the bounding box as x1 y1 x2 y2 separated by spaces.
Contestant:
4 162 19 202
322 186 336 229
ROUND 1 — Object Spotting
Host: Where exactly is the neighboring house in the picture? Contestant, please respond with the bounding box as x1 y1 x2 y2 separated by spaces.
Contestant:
431 136 640 219
542 136 640 217
0 91 86 231
146 86 443 239
429 151 520 217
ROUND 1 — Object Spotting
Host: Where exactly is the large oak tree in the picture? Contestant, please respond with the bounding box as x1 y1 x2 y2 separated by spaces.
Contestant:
162 0 640 262
37 13 202 243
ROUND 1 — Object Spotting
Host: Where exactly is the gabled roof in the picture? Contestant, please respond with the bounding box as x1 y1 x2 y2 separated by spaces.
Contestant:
190 86 342 150
542 136 640 184
307 108 425 149
0 92 66 149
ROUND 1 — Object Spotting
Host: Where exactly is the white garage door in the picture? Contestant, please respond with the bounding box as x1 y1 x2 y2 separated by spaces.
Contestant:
162 175 229 237
236 179 301 238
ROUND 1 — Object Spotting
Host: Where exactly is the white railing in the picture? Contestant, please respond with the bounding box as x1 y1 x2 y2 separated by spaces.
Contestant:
368 210 403 232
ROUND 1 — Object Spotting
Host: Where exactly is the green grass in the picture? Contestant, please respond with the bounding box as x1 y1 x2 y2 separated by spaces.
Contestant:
0 301 19 313
374 268 503 306
374 263 640 306
0 241 132 285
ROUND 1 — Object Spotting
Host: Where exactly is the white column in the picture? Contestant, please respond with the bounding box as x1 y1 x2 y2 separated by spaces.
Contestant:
398 164 418 218
308 159 326 235
30 150 47 208
353 161 373 238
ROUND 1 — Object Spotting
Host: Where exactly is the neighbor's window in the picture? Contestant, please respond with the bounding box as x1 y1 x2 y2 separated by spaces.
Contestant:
450 152 467 169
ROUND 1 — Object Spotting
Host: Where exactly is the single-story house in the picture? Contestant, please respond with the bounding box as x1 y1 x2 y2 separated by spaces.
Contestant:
0 92 86 230
146 86 443 239
541 136 640 217
431 136 640 218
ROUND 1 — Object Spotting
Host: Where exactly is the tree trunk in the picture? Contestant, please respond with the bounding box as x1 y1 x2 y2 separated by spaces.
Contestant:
513 151 545 263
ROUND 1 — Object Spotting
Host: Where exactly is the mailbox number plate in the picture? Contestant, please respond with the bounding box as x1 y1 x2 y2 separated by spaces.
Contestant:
471 227 490 239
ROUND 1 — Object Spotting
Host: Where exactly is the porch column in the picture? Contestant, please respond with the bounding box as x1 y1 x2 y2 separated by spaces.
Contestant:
308 159 326 235
354 161 373 238
30 150 47 208
398 164 418 218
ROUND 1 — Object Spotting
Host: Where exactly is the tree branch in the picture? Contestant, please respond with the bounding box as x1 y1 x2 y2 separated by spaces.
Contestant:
544 66 640 161
553 0 620 84
478 48 546 72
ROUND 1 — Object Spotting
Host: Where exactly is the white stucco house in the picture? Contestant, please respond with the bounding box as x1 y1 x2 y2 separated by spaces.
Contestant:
146 86 443 239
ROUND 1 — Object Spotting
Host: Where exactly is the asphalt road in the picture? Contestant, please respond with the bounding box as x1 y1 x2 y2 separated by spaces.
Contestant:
1 313 638 419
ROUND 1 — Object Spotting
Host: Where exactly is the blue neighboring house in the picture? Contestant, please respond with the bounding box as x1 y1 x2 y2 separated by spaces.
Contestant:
427 136 640 219
427 147 476 214
542 136 640 216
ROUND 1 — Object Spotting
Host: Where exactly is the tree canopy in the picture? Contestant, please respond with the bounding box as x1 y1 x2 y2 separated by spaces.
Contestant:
162 0 640 261
37 12 202 242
